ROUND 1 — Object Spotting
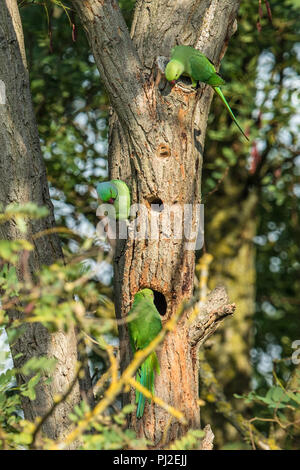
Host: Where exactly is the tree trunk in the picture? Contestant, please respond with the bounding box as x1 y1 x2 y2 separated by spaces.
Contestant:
72 0 240 446
0 0 92 445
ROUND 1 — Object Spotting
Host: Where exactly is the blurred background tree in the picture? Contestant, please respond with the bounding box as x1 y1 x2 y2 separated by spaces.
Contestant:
201 0 300 448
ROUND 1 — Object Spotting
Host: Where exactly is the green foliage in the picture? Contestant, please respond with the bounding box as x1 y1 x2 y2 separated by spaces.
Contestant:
233 369 300 448
0 240 33 264
169 430 205 450
0 266 19 298
0 354 57 449
0 203 49 234
68 402 148 450
0 204 116 449
235 385 300 410
0 204 203 450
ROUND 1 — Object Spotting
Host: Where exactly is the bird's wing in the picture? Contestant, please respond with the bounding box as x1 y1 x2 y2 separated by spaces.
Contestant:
189 55 214 82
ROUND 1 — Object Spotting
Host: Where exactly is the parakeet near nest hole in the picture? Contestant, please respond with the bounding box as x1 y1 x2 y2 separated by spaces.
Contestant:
165 45 248 141
96 179 131 220
127 289 162 418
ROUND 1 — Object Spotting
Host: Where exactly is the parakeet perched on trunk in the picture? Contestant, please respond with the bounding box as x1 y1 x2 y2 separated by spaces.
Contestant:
165 45 248 140
127 289 162 418
96 179 130 220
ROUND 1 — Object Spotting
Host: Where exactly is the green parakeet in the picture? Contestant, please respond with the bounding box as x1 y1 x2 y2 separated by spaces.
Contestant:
127 289 162 418
96 179 130 220
165 45 249 141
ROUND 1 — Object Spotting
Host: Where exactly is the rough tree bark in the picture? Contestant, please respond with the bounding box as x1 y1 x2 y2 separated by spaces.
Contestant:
0 0 93 444
72 0 240 446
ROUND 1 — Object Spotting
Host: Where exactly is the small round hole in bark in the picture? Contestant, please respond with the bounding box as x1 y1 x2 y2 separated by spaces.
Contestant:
157 143 171 158
153 290 167 316
148 196 164 212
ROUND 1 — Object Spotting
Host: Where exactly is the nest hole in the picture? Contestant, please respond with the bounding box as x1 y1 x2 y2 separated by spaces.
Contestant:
157 143 171 158
148 196 164 212
153 290 167 316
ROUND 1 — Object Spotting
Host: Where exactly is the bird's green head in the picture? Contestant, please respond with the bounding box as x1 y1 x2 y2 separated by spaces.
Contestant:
165 60 184 81
96 181 118 204
135 288 154 300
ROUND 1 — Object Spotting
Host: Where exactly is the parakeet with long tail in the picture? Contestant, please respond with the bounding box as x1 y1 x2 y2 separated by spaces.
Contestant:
165 45 248 140
96 179 130 220
127 289 162 418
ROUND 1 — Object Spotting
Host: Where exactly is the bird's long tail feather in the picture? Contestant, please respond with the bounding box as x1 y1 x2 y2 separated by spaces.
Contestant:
214 86 249 141
136 352 160 418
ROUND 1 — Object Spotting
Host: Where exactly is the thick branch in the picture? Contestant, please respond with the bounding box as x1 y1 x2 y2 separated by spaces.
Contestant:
71 0 149 130
189 286 236 347
131 0 240 67
199 424 214 450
